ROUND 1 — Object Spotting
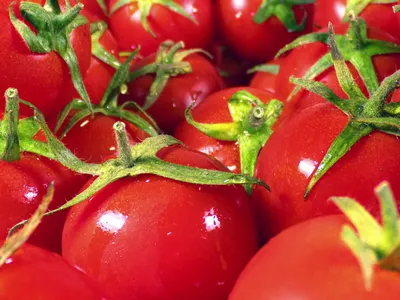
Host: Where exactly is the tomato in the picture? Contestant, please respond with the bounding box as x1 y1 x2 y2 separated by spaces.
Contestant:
0 152 87 253
275 22 400 116
0 242 110 299
174 87 277 174
314 0 400 40
230 215 400 299
62 145 259 300
216 0 314 62
252 103 400 239
80 0 108 21
61 114 148 163
108 0 214 57
0 0 91 119
123 52 224 133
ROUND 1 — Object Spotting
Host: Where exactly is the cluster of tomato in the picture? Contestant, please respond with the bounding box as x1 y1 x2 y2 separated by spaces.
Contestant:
1 0 400 299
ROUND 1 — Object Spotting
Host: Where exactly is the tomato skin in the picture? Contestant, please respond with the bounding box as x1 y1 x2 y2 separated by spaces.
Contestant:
0 153 87 253
0 243 110 299
174 87 276 173
314 0 400 40
108 0 214 57
230 215 400 300
123 53 225 133
0 0 91 119
275 23 400 115
252 103 400 240
62 145 259 300
61 114 148 163
216 0 314 63
80 0 108 21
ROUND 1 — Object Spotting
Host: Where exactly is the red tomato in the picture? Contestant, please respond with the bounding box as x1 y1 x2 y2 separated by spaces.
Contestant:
275 23 400 115
314 0 400 40
174 87 276 174
80 0 108 21
62 145 259 300
0 0 91 119
216 0 314 62
0 152 87 253
108 0 214 57
230 215 400 299
123 52 224 133
61 114 148 163
252 103 400 239
0 243 110 299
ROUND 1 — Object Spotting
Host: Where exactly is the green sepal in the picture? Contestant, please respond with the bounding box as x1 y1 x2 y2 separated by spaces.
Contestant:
331 181 400 290
343 0 397 22
247 63 280 75
394 4 400 13
185 90 283 194
277 17 400 101
128 40 212 110
253 0 315 32
9 0 93 113
109 0 197 37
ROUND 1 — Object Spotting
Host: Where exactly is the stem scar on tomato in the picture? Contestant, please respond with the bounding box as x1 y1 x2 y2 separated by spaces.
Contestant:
277 15 400 101
9 0 93 113
289 23 400 198
332 181 400 290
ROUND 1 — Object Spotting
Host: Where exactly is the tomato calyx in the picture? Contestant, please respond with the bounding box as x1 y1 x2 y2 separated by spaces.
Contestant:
247 63 280 75
0 89 54 162
109 0 197 37
343 0 397 22
0 184 54 266
277 16 400 100
291 23 400 198
9 0 93 112
254 0 315 32
331 181 400 290
185 91 282 194
56 49 160 138
90 21 121 70
394 4 400 13
128 40 212 110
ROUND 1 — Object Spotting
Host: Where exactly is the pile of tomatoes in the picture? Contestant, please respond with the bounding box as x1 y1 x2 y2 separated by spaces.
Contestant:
1 0 400 299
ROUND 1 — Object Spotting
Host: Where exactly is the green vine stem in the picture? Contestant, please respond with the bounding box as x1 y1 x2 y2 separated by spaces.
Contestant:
109 0 197 37
289 23 400 198
343 0 397 22
185 90 283 194
247 63 280 75
9 0 93 112
277 15 400 101
253 0 315 32
331 181 400 290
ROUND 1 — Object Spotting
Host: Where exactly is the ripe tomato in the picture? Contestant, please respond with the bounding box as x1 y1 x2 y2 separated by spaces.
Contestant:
123 52 224 133
216 0 314 62
108 0 214 57
80 0 108 21
0 152 87 253
0 242 110 299
174 87 277 174
0 0 91 118
62 145 259 300
61 114 148 163
230 215 400 299
314 0 400 40
252 103 400 239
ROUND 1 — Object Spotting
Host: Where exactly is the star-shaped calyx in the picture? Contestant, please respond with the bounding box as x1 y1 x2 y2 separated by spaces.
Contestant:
277 15 400 100
290 23 400 198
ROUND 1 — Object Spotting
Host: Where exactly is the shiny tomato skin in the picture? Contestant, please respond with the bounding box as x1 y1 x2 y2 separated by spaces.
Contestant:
230 215 400 300
62 145 259 300
61 114 148 163
0 0 91 119
0 243 110 300
217 0 314 63
252 103 400 240
314 0 400 40
0 153 87 253
123 52 225 134
174 87 276 174
108 0 214 57
275 23 400 121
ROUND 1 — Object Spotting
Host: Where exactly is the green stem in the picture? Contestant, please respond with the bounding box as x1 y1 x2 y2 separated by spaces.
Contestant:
1 89 21 162
114 122 134 167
